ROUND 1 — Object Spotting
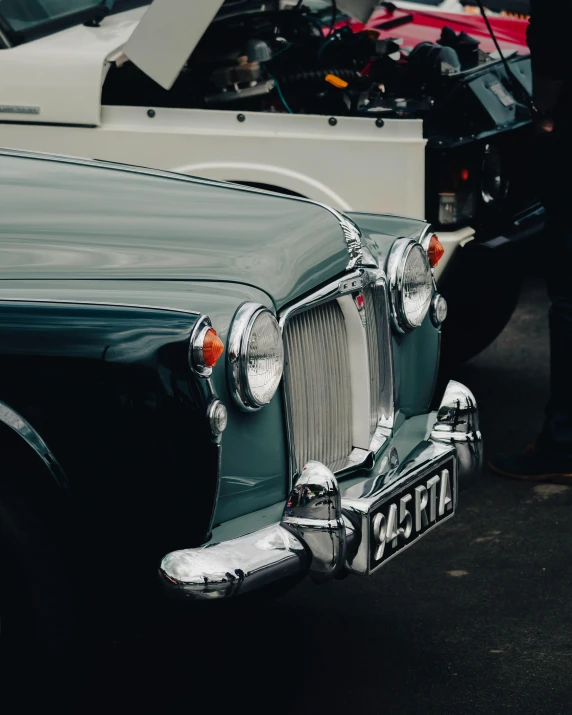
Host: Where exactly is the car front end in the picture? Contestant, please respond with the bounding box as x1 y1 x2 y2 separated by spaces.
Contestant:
0 149 482 602
157 212 484 600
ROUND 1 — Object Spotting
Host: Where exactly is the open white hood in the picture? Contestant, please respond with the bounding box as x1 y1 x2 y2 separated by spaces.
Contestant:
122 0 224 90
122 0 380 90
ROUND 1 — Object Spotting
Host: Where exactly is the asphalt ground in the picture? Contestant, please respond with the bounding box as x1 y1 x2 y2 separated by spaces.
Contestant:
91 272 572 715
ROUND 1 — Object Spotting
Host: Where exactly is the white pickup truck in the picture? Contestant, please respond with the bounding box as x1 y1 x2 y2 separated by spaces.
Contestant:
0 0 541 360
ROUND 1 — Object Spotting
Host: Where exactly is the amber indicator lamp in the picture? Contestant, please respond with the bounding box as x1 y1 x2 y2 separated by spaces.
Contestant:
202 328 225 367
427 234 445 268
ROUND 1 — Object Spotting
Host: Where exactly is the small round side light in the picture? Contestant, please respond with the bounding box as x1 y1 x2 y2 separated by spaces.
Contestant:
430 294 448 327
208 399 228 436
427 234 445 268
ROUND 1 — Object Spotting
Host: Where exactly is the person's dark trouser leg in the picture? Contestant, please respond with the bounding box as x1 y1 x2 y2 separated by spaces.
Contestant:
488 117 572 478
540 226 572 455
538 130 572 457
541 274 572 456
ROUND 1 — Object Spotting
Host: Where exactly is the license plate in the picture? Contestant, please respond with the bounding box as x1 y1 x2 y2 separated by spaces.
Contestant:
369 458 456 572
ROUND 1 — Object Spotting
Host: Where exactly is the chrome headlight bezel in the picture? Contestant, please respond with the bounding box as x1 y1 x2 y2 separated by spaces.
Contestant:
227 302 284 412
387 238 433 333
189 314 214 377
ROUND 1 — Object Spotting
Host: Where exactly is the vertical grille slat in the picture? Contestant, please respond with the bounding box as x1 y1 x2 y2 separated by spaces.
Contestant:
364 287 381 436
365 281 392 432
284 301 352 473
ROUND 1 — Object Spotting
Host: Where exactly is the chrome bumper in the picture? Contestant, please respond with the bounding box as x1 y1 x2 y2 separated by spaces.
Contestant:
159 380 482 600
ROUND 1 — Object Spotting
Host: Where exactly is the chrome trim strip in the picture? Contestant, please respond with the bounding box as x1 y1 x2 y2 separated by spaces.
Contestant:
0 28 11 48
280 378 298 490
387 238 411 335
278 270 363 332
363 270 395 437
419 223 435 252
337 294 371 451
0 401 68 489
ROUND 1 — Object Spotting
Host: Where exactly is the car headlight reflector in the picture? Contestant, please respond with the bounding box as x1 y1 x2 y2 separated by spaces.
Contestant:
388 239 433 332
228 303 284 411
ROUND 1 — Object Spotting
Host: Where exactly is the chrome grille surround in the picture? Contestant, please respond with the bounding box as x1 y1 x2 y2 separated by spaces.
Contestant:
280 269 395 484
364 275 394 453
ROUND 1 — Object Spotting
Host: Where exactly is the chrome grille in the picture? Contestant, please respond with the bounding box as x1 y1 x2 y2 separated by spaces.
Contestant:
281 271 395 479
284 301 352 473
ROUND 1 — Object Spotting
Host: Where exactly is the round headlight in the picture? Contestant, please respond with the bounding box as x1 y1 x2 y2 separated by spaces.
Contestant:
388 239 433 332
481 144 507 204
228 303 284 412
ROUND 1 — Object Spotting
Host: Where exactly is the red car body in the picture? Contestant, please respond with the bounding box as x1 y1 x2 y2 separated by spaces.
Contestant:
338 5 529 54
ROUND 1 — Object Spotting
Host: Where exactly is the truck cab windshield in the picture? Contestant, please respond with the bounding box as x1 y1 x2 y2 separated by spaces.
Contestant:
0 0 150 45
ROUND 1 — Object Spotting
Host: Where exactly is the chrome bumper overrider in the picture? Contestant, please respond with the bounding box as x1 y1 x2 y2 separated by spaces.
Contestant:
159 381 482 600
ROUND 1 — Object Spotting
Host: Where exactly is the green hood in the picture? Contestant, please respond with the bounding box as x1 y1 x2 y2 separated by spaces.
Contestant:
0 150 353 309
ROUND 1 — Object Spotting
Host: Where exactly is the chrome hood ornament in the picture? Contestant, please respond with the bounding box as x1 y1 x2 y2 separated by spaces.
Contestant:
339 214 364 269
320 206 364 269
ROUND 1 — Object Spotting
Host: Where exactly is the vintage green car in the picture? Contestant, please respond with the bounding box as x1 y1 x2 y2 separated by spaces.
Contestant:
0 148 482 653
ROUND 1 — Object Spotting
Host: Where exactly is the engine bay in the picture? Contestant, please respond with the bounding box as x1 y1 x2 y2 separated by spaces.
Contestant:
103 2 532 137
191 9 495 114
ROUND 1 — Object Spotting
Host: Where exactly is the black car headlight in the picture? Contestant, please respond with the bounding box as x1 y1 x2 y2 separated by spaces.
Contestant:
228 303 284 412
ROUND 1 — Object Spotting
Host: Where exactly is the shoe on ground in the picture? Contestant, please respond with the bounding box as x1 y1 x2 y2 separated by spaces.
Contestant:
489 447 572 483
